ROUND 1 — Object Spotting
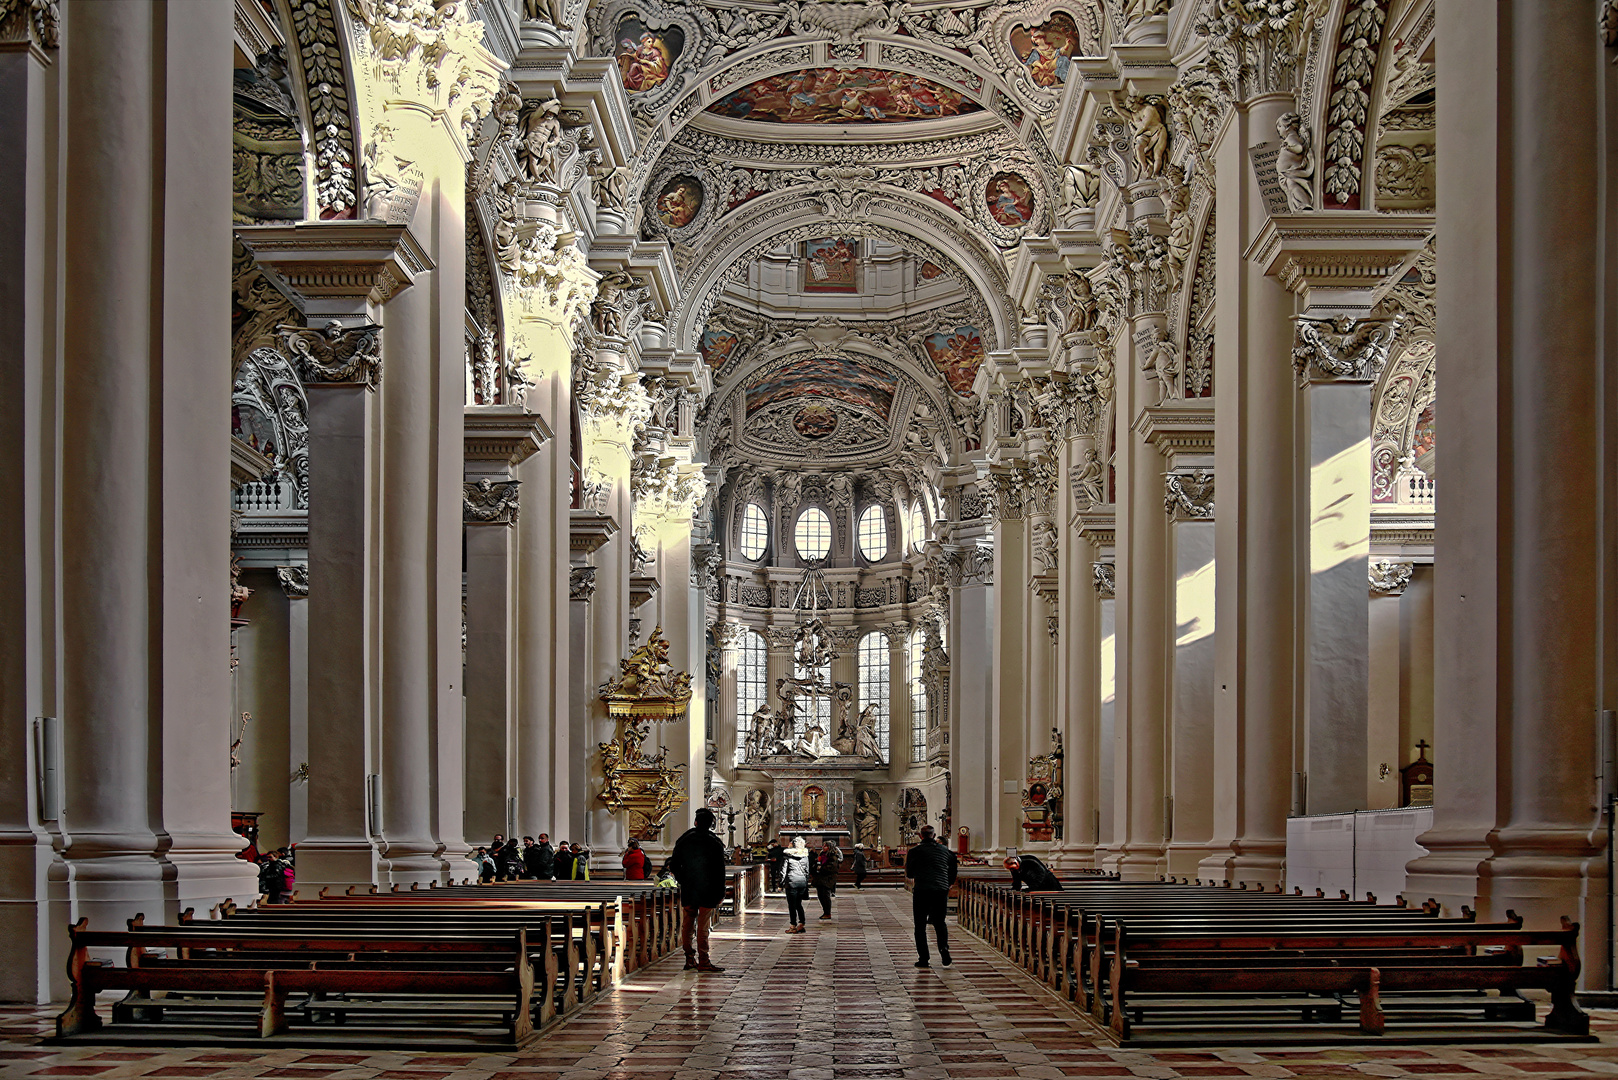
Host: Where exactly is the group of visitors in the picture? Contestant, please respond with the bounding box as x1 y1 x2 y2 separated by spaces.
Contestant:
468 833 593 882
254 847 295 904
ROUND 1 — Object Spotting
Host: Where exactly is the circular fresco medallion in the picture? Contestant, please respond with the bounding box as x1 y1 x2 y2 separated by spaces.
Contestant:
656 175 703 229
793 403 838 439
986 171 1035 226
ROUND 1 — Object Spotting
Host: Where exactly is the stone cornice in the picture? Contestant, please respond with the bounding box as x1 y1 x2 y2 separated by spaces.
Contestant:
1075 507 1116 550
1247 213 1434 316
569 511 618 553
464 407 552 466
629 573 660 609
236 222 433 307
1133 404 1215 454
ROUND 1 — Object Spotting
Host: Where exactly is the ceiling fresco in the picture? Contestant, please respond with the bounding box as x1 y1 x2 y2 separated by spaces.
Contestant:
744 355 899 419
706 68 981 125
921 326 987 397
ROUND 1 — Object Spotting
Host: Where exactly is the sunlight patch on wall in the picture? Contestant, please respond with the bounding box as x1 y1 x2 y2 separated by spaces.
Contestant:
1175 558 1216 647
1311 438 1371 573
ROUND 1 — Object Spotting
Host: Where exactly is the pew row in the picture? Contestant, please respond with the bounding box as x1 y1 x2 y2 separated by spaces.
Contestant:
957 879 1592 1046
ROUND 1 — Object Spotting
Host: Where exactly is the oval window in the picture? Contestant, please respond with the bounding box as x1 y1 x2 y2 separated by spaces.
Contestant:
739 502 768 561
858 505 887 562
795 507 831 561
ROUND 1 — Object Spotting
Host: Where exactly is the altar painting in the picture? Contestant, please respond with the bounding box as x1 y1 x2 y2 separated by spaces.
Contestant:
707 68 979 124
922 326 986 396
614 17 682 94
803 237 858 293
1010 12 1084 87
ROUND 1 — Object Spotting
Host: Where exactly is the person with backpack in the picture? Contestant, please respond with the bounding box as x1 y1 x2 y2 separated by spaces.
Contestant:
811 836 843 920
781 836 811 934
571 845 591 880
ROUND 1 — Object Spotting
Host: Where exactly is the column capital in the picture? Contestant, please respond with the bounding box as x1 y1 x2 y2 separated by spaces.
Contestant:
0 0 57 59
1164 470 1215 522
463 478 521 526
569 566 597 601
1368 559 1413 596
279 321 383 390
1291 315 1403 385
1091 561 1116 598
276 564 310 599
711 620 745 650
236 222 432 318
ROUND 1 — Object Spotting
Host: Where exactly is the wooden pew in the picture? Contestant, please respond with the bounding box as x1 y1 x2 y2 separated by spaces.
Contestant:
56 920 544 1048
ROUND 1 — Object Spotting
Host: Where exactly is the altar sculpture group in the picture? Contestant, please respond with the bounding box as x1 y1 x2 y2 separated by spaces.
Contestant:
739 617 885 765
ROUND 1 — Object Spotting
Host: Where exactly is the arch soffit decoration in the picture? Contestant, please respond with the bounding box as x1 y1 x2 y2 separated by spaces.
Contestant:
668 195 1018 352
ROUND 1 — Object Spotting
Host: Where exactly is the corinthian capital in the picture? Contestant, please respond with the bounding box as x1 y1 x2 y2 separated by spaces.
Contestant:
1368 559 1414 596
346 0 502 145
1092 562 1116 598
279 321 383 389
1292 315 1403 384
276 564 310 599
0 0 57 51
1194 0 1321 103
502 220 600 340
463 477 521 525
576 362 652 446
1164 471 1215 521
570 566 597 601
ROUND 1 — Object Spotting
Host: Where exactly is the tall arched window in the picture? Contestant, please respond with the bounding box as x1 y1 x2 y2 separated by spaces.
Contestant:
909 626 928 763
795 506 831 561
739 502 768 561
735 629 767 759
857 504 887 562
857 632 890 757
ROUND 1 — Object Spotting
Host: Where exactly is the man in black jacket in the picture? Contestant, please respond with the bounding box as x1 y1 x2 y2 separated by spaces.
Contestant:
766 835 786 891
905 825 957 968
1006 853 1061 892
668 808 729 972
524 835 555 880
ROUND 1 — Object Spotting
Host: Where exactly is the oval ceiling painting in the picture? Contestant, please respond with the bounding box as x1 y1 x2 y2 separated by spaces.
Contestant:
707 68 982 124
793 403 839 440
656 175 703 229
614 16 682 94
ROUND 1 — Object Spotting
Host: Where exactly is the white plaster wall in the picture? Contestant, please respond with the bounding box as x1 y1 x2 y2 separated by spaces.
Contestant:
1285 806 1433 902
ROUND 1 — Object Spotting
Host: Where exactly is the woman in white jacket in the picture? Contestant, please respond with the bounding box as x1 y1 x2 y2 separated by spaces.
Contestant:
781 836 812 934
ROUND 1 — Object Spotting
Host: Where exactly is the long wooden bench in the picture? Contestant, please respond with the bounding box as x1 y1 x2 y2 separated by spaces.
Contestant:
56 920 549 1049
51 883 683 1049
957 879 1593 1045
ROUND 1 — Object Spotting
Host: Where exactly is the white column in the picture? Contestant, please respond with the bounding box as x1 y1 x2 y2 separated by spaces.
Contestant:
281 569 310 844
1095 566 1118 864
0 5 61 1004
1407 1 1605 972
238 225 428 892
1167 497 1216 875
1199 91 1297 887
1366 562 1411 811
988 479 1026 855
57 0 171 930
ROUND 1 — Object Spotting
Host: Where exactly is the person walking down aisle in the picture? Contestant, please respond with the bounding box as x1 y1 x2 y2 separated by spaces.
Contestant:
906 825 957 968
622 839 649 880
669 808 729 972
851 843 868 888
781 836 811 933
812 836 842 920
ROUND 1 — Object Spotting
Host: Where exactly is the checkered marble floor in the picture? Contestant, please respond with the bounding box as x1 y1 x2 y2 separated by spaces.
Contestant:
6 890 1618 1080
